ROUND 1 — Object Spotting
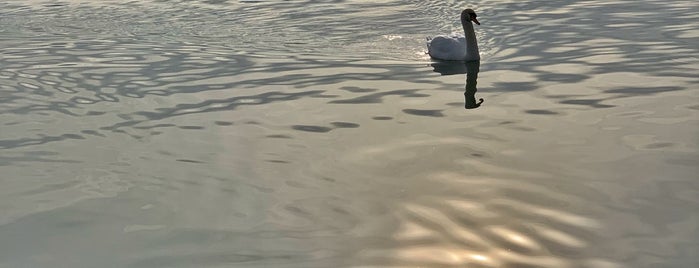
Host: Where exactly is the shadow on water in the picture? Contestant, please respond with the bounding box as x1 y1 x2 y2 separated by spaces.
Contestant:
0 37 440 153
480 0 699 99
432 60 484 109
2 0 696 152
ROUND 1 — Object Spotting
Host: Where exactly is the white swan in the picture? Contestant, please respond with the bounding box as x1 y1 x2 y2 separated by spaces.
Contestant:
427 9 481 61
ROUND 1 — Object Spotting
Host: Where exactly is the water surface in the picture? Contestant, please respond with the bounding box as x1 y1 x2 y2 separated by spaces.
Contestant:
1 0 698 267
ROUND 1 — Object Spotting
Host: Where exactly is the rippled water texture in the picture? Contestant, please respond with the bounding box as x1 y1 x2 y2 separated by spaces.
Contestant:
1 0 698 267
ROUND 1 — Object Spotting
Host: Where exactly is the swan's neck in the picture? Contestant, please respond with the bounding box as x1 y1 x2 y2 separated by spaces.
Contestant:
461 20 480 60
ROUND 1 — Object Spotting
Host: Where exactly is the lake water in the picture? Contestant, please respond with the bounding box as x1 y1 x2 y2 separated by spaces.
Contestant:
1 0 698 267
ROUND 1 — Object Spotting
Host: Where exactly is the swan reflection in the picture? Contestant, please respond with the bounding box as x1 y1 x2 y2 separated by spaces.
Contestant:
431 61 483 109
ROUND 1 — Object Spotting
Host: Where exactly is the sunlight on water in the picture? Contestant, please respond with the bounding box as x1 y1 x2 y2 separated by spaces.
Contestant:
1 0 698 267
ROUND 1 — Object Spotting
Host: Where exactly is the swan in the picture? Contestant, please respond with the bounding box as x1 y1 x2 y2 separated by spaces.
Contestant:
427 9 481 61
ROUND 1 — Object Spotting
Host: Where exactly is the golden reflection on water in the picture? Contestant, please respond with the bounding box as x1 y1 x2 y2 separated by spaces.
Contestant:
337 124 619 267
374 170 605 268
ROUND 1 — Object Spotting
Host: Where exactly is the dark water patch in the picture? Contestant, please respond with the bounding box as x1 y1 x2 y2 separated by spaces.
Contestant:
176 159 205 164
80 130 105 137
86 111 107 116
511 126 537 132
117 114 134 120
544 94 582 100
266 160 290 164
525 109 560 115
266 134 292 139
178 125 205 130
292 125 332 133
284 205 312 217
402 109 444 117
213 121 234 126
371 116 393 120
341 86 377 93
133 124 177 130
157 150 175 156
538 73 589 83
329 95 384 104
320 177 336 183
331 122 359 128
614 111 650 117
559 99 615 108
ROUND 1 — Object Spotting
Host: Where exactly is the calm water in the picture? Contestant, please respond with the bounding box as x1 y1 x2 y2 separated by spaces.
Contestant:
1 0 698 267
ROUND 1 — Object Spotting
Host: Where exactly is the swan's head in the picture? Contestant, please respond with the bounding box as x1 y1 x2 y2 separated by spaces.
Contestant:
461 9 480 25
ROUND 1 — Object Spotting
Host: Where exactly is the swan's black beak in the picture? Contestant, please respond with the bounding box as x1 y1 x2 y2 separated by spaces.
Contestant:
472 17 481 25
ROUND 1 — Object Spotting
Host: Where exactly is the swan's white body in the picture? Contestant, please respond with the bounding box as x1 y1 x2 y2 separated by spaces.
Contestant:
427 35 473 61
427 9 480 61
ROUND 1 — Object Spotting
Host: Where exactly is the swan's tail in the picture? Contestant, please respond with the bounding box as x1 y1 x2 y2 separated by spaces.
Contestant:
425 36 432 54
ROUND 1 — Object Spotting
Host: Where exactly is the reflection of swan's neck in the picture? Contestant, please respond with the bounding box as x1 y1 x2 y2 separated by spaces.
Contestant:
461 20 480 61
464 61 482 109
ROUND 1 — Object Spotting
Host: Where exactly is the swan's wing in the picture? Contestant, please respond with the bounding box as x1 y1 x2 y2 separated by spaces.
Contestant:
427 35 467 60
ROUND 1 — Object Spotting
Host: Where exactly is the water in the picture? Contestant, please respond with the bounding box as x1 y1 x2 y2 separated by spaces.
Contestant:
1 0 698 267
